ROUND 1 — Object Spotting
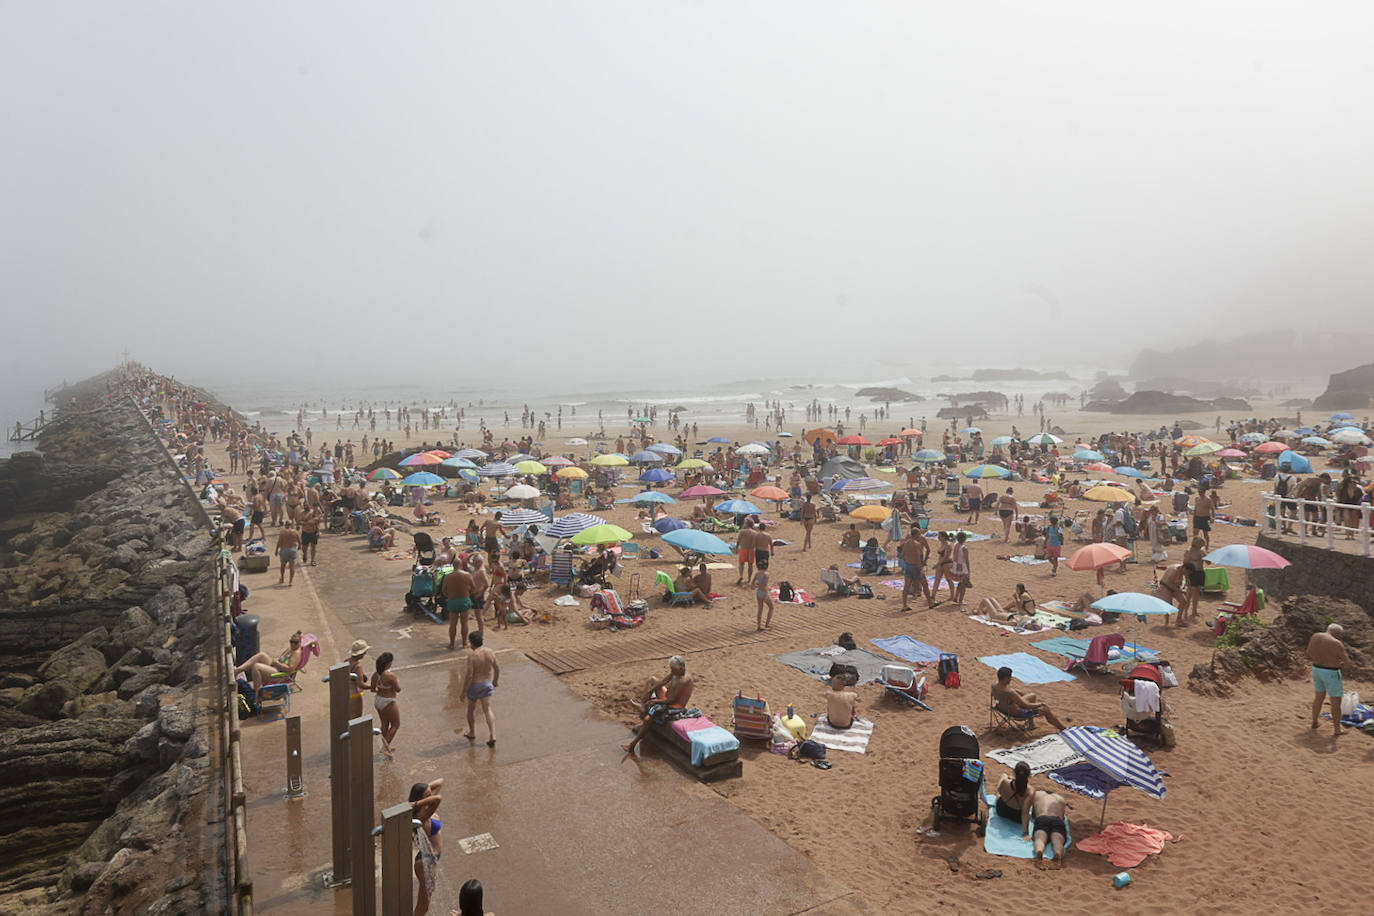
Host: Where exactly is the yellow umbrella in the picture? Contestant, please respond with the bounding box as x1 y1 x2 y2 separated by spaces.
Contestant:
1183 442 1221 457
1084 485 1136 504
514 460 547 475
556 466 588 479
675 458 710 469
590 454 628 467
849 505 889 522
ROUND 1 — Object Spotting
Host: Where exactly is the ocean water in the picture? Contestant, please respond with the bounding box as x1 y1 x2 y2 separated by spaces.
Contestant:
0 384 50 459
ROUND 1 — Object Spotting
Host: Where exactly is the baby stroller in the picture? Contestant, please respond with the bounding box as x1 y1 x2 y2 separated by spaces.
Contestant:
404 565 441 623
930 725 986 826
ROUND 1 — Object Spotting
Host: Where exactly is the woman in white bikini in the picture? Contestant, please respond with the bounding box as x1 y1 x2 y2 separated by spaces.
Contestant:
370 651 401 759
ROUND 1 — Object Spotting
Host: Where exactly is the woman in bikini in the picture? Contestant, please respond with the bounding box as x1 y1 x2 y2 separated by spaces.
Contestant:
409 778 444 916
929 531 952 607
995 761 1033 823
950 530 972 608
1182 536 1207 624
370 651 401 759
754 556 774 631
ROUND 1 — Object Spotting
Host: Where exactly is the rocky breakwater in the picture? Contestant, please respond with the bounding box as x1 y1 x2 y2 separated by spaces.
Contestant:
0 374 224 914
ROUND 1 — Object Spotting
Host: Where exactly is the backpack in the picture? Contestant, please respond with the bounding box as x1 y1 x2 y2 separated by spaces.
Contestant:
837 632 858 651
777 581 795 603
938 653 960 688
792 738 827 760
1120 510 1138 537
1275 473 1291 498
237 681 259 719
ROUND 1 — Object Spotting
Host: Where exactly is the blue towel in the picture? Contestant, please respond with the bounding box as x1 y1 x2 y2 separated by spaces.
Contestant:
1030 636 1091 659
871 635 944 664
687 725 739 766
981 791 1070 859
977 653 1077 684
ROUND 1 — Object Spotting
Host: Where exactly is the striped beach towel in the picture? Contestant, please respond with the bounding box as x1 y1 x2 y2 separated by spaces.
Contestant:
810 715 874 754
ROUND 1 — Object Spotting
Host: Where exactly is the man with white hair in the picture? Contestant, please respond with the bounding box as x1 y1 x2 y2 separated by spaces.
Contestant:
1307 623 1351 736
621 655 697 760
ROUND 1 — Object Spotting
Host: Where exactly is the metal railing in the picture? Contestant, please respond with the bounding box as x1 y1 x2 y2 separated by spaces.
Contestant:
130 392 252 915
1259 491 1372 556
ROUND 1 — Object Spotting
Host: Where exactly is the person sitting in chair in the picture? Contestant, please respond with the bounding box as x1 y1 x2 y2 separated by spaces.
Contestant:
234 630 304 691
992 666 1066 730
824 564 861 592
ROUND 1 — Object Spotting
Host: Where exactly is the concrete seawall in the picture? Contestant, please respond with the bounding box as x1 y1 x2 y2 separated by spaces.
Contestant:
1252 532 1374 613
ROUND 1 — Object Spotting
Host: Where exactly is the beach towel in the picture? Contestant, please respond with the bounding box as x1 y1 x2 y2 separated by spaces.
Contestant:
981 791 1070 860
769 587 813 604
1118 641 1159 663
967 614 1037 635
1076 822 1175 867
686 725 740 766
986 733 1084 775
978 653 1077 684
1033 610 1073 630
925 531 993 542
1016 500 1041 508
1030 636 1092 660
871 635 944 664
1039 600 1075 614
810 715 874 754
1007 555 1049 566
669 716 713 740
775 647 891 686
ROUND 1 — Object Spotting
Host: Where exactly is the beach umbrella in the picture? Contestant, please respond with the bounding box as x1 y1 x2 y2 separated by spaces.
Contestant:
1301 436 1332 447
570 523 634 545
629 450 664 463
565 437 589 446
505 484 540 500
1073 449 1106 462
777 431 794 437
455 468 479 484
963 427 982 435
829 476 890 491
647 442 681 456
639 468 674 483
990 435 1014 446
899 428 923 438
708 436 730 443
498 508 547 527
555 466 588 480
1056 726 1166 826
590 453 628 467
1214 449 1246 459
368 468 402 481
1083 485 1135 503
715 499 761 515
1026 433 1062 445
454 448 488 459
965 464 1011 479
1278 451 1312 473
912 449 946 463
850 505 889 522
540 455 574 467
1254 441 1289 454
1331 428 1372 446
653 516 689 534
837 434 871 446
1090 591 1177 616
1204 544 1292 570
478 461 517 477
675 458 711 470
662 528 734 555
804 428 838 444
1172 435 1210 448
736 443 771 456
1183 442 1221 457
1292 427 1316 435
876 437 903 447
1066 543 1132 571
1114 466 1152 478
631 490 676 504
514 460 547 475
1238 432 1267 444
508 453 536 463
401 471 445 487
542 513 606 538
440 456 478 469
680 484 725 499
751 485 788 502
399 453 441 467
1332 412 1355 420
1083 462 1115 473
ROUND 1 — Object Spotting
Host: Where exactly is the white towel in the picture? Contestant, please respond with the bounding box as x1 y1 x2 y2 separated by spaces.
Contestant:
810 715 874 754
1133 679 1161 714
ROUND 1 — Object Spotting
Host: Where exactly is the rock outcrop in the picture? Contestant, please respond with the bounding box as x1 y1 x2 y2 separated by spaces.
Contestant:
854 386 922 402
1312 362 1374 410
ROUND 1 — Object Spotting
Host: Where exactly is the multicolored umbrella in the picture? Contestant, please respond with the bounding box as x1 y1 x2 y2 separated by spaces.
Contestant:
368 468 402 481
1183 442 1221 457
1204 544 1292 570
912 449 946 463
965 464 1011 479
1026 433 1062 445
399 453 441 467
1173 436 1210 448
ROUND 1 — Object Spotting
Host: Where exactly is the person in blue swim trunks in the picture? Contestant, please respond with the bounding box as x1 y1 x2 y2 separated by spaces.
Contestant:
1308 623 1350 737
461 631 500 747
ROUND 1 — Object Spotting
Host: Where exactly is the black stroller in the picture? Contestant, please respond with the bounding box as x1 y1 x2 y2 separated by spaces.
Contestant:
930 725 986 827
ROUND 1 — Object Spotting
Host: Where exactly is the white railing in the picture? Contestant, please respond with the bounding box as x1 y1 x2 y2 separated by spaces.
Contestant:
1259 491 1372 556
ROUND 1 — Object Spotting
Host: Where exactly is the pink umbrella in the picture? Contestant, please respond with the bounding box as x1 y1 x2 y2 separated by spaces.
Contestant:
680 484 725 499
1254 441 1289 454
1216 448 1246 458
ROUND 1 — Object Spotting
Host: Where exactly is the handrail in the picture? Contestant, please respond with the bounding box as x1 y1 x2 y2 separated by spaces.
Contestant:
6 416 48 442
128 392 252 915
1259 490 1372 556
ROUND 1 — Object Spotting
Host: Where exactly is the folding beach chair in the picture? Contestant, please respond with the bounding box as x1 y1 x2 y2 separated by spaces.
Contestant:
731 693 773 740
259 633 319 720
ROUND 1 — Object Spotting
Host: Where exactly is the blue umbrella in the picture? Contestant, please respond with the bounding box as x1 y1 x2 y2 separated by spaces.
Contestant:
1294 427 1315 435
653 516 689 534
455 468 479 483
1332 412 1354 420
401 471 445 487
647 443 681 456
543 513 606 538
1114 466 1151 479
965 464 1011 479
662 528 734 555
1074 449 1105 462
990 435 1014 446
639 468 674 482
1058 726 1167 826
1091 592 1176 616
1302 436 1332 447
829 477 891 491
912 449 946 463
440 456 478 469
715 499 761 515
629 450 665 463
632 490 676 504
1278 451 1312 473
478 462 517 477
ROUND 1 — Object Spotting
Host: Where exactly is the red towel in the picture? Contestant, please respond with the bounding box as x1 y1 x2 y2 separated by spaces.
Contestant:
1076 822 1175 867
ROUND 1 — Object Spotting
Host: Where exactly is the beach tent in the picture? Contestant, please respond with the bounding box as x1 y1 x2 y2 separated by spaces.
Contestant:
1277 451 1312 473
820 456 866 480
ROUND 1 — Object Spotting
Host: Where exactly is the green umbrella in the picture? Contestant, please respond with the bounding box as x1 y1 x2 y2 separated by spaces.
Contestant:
570 524 634 545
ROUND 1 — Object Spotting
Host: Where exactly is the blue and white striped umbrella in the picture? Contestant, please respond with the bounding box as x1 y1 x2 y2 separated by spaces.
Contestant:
543 513 606 538
454 448 488 459
1059 726 1166 801
497 508 549 527
647 443 681 456
508 452 536 462
478 462 517 477
829 476 891 491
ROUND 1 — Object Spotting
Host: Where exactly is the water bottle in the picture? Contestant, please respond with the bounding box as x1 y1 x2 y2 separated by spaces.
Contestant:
1113 872 1131 889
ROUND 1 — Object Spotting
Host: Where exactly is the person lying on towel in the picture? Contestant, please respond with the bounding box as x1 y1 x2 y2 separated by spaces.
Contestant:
1024 788 1070 869
621 655 697 760
826 675 859 730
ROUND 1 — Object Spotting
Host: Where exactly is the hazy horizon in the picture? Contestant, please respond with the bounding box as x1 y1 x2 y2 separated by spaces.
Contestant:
4 2 1374 394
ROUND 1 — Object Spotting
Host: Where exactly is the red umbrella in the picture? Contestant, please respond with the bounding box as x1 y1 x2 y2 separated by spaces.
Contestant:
1084 462 1114 473
680 484 725 499
837 435 871 446
876 437 902 446
899 429 923 438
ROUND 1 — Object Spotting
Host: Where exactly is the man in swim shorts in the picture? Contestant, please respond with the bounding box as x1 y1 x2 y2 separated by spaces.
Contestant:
1024 788 1069 868
992 666 1066 730
899 527 932 611
442 564 478 650
1308 622 1350 737
275 521 302 586
460 631 500 746
736 520 756 585
622 655 698 759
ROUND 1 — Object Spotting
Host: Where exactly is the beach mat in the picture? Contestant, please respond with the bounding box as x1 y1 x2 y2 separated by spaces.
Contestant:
986 733 1084 775
982 791 1069 859
774 647 891 686
978 653 1077 684
1031 636 1091 659
811 715 874 754
871 635 944 664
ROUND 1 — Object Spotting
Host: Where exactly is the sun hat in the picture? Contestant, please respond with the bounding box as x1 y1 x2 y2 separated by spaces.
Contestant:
349 639 371 658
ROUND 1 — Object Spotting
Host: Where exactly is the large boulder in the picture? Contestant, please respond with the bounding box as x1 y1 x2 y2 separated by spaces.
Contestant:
1312 361 1374 410
38 637 110 695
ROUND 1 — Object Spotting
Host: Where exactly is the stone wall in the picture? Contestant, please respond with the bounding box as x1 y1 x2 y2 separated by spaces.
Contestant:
1251 533 1374 614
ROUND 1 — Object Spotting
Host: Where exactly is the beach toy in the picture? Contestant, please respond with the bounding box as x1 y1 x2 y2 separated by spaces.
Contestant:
781 705 807 741
1113 872 1132 889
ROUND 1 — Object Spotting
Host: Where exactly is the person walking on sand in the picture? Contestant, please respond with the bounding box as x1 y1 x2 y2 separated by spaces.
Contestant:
997 487 1017 541
275 521 302 586
800 495 817 550
754 556 774 630
442 563 478 650
371 652 401 759
950 531 971 608
1044 516 1063 576
461 631 500 747
965 481 983 524
1308 623 1351 737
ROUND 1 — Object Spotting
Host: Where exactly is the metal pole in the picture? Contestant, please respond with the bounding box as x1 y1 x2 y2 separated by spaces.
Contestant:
324 664 352 887
349 715 377 916
378 804 414 916
283 716 305 799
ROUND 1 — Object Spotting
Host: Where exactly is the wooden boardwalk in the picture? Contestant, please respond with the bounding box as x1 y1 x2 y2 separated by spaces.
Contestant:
526 597 905 675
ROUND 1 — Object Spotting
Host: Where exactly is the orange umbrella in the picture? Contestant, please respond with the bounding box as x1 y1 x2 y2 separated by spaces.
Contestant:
804 428 837 444
1173 435 1212 448
1066 543 1132 571
751 485 788 502
876 437 902 446
1083 462 1114 473
899 429 922 438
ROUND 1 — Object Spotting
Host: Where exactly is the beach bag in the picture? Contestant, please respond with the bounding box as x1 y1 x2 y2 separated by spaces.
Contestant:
777 581 795 603
1157 663 1179 688
828 662 859 685
938 653 960 688
854 583 875 598
237 681 259 719
1342 691 1362 717
792 738 826 760
1159 719 1177 748
1275 473 1292 498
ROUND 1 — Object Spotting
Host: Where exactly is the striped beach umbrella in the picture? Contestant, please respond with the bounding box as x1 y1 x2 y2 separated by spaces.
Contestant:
367 468 402 481
912 449 946 463
829 476 890 491
1057 726 1167 825
647 442 681 456
543 513 605 538
399 453 441 467
497 508 548 527
478 461 517 477
454 448 488 459
965 464 1011 479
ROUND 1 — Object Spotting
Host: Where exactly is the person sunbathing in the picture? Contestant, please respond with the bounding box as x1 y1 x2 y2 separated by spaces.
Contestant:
622 655 696 759
234 630 304 691
978 583 1036 619
826 675 859 729
992 666 1066 730
840 524 861 549
995 761 1033 822
1025 788 1070 868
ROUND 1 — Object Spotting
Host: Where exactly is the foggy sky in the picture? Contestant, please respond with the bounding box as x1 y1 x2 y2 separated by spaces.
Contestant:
3 2 1374 392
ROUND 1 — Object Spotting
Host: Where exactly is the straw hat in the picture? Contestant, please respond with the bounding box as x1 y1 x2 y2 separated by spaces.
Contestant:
349 639 371 658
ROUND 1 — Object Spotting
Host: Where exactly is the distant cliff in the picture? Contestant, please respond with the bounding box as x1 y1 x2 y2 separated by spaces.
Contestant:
1130 330 1374 380
1313 363 1374 410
